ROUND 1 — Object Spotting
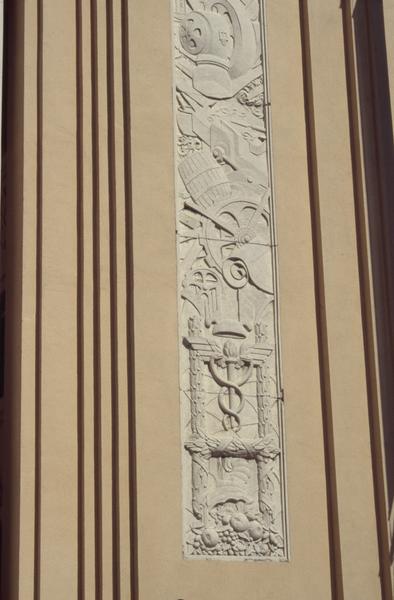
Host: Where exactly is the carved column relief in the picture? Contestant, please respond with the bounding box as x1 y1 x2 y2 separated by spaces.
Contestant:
173 0 288 560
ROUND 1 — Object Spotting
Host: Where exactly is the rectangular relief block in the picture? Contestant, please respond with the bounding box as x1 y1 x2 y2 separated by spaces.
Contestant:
172 0 288 561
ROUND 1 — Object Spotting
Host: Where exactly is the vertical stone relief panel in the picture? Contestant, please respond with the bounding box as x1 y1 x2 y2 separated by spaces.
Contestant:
172 0 287 560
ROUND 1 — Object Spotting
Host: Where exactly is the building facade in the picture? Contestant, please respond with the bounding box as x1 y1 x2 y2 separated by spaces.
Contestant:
0 1 394 599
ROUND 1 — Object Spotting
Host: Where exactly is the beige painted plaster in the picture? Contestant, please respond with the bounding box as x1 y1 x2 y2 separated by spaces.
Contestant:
2 1 392 599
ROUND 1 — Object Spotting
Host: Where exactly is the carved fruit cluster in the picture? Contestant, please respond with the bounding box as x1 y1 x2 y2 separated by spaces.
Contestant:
188 507 284 558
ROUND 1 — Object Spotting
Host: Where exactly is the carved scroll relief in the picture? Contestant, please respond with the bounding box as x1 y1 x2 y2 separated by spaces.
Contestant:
172 0 288 560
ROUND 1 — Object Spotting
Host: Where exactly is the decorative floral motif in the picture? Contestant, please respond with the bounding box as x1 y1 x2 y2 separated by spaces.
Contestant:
178 135 203 157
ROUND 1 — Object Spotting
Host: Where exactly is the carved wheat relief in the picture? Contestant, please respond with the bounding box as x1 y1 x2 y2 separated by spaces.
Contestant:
172 0 288 560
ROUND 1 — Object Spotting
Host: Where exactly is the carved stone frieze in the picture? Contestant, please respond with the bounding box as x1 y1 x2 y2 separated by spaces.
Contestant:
172 0 288 560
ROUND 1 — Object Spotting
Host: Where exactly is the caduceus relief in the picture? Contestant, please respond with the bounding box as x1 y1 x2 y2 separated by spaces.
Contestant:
184 324 272 437
208 339 253 432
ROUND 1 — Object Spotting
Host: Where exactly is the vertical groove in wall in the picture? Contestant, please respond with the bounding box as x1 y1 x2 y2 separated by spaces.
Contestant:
120 0 138 595
298 2 344 599
360 2 394 587
1 3 25 598
76 0 85 598
361 1 394 363
105 0 121 597
341 2 393 598
33 0 43 597
90 0 103 597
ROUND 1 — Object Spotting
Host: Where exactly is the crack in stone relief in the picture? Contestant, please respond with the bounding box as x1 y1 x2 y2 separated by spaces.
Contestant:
172 0 288 561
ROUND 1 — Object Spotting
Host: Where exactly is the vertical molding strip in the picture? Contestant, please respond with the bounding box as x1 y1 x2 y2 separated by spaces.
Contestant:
298 2 344 598
96 0 114 594
80 1 96 597
105 0 121 596
111 0 133 597
341 2 393 598
120 0 138 596
33 0 43 597
76 1 87 598
76 3 85 599
89 1 103 597
10 0 37 596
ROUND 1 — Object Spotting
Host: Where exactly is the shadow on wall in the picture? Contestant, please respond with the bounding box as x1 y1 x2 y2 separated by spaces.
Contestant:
353 0 394 566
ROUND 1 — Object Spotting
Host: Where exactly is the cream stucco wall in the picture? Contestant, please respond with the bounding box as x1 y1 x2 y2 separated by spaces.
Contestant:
1 1 393 599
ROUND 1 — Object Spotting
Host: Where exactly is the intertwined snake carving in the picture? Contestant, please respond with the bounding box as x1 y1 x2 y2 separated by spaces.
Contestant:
208 357 253 432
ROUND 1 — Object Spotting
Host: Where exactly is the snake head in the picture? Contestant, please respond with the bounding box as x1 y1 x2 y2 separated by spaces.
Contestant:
215 356 227 369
